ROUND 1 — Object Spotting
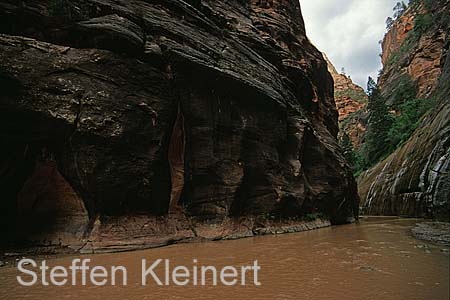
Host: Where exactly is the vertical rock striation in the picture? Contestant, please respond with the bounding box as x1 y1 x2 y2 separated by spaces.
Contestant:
358 0 449 220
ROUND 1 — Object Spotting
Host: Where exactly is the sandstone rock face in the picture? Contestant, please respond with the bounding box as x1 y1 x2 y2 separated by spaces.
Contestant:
379 2 447 101
341 113 368 151
16 161 89 243
358 65 449 219
381 8 415 67
358 0 450 220
407 30 447 97
324 54 367 149
0 0 358 246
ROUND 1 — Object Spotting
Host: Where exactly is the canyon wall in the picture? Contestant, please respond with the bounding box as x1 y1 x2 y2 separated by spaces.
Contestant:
379 2 446 102
324 54 368 149
359 0 449 220
381 7 415 67
0 0 358 247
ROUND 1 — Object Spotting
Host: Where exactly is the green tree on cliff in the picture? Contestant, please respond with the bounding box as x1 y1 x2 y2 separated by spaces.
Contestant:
393 2 407 19
364 77 393 163
386 17 394 30
366 76 377 96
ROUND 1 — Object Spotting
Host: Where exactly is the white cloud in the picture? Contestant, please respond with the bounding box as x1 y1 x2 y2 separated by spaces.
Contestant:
300 0 403 88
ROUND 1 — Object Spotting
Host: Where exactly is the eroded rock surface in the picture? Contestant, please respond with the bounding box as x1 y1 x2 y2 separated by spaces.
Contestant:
0 0 358 248
324 54 368 149
379 2 447 101
324 54 367 123
359 35 450 219
381 8 415 67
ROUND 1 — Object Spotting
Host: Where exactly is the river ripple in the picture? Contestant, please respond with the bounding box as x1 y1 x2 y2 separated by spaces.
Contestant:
0 217 448 300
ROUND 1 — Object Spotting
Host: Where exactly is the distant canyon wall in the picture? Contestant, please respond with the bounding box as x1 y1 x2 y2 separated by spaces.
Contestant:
323 54 368 150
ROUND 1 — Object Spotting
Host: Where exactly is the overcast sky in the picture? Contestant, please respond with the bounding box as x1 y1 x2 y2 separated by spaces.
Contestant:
300 0 404 89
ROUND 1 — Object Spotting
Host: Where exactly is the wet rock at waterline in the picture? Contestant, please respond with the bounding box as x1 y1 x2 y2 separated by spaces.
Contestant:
0 0 358 248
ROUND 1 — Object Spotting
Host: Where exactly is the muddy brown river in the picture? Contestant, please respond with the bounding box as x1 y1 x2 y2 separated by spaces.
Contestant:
0 217 448 300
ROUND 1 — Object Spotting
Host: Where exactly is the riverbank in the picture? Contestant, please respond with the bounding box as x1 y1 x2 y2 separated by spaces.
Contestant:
412 222 450 246
0 215 332 267
360 216 450 247
0 216 450 267
2 216 448 269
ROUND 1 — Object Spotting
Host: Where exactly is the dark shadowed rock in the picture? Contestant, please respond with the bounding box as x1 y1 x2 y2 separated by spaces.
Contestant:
75 14 145 54
0 0 358 247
